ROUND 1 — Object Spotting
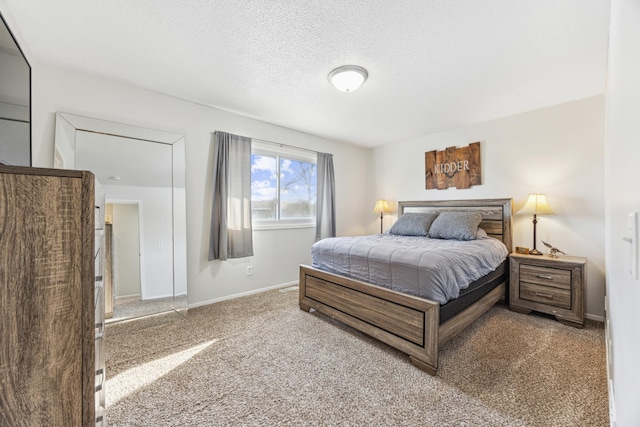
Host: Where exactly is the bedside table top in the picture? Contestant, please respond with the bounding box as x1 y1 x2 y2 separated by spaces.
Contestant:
509 252 587 265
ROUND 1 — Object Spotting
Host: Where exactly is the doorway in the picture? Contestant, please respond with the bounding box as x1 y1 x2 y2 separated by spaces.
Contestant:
106 202 145 321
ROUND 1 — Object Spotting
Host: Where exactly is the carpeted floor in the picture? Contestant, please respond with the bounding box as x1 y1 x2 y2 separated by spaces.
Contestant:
105 288 608 426
108 295 188 323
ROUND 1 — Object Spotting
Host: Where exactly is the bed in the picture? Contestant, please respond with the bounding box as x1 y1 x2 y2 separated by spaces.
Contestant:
299 198 512 375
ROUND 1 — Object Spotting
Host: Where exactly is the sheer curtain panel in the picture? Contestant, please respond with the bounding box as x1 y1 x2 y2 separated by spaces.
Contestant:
209 131 253 260
316 152 336 240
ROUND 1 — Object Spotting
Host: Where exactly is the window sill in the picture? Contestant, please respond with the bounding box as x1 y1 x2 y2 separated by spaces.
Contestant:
253 222 315 231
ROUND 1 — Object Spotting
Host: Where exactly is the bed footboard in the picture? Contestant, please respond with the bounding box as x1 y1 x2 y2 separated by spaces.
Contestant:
299 265 440 375
439 282 505 346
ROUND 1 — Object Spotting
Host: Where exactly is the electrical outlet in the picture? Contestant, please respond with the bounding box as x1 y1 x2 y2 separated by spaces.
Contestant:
246 266 253 276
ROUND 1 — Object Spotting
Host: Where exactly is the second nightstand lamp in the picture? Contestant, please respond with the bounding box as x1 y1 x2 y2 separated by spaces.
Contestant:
517 194 555 255
373 199 391 233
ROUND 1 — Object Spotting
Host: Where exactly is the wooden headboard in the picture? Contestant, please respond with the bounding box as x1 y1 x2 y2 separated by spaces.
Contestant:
398 198 513 253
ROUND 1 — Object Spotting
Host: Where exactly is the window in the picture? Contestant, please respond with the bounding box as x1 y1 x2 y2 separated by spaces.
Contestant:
251 141 317 229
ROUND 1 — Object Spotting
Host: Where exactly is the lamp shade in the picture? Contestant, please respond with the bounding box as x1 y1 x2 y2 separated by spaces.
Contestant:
373 199 391 214
517 194 555 216
328 65 368 92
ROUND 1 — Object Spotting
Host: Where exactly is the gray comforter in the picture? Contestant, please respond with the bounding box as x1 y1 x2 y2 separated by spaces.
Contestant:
311 233 509 304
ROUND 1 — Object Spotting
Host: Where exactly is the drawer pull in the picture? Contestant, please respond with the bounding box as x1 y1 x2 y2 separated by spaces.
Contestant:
534 292 554 299
95 368 105 390
95 321 105 338
536 274 554 280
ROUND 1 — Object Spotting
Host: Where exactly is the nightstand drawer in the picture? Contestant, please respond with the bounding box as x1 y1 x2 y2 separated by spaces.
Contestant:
509 253 586 327
520 282 571 309
520 264 571 290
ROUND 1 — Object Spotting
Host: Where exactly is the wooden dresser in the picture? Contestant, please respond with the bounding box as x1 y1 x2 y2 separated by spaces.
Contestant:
0 165 102 426
509 253 586 328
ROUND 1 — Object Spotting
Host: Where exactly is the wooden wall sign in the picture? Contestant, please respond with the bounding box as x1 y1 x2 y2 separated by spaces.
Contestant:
425 142 481 190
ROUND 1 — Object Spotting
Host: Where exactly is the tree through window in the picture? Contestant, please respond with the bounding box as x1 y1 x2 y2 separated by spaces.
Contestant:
251 141 317 227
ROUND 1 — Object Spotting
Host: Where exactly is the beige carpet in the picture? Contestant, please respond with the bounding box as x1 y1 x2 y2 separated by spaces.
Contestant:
105 288 608 426
108 295 188 323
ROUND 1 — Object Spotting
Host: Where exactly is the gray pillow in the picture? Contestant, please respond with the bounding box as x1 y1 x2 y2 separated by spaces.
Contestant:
389 213 439 236
428 211 483 240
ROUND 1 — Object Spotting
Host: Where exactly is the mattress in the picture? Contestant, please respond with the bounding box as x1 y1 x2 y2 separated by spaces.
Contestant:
439 259 508 324
311 233 509 305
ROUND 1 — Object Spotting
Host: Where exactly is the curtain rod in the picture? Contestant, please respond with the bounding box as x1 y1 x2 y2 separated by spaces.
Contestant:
214 131 332 157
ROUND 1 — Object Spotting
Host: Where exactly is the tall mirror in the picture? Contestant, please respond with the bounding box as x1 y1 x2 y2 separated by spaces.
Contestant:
54 112 187 322
0 12 31 166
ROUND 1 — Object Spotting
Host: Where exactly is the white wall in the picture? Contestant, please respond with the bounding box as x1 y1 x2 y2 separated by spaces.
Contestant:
30 63 368 307
605 1 640 425
0 50 29 106
0 45 30 166
368 96 606 319
106 185 174 300
174 187 187 297
111 203 142 298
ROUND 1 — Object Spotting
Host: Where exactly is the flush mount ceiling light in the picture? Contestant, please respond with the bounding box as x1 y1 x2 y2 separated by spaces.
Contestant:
328 65 368 92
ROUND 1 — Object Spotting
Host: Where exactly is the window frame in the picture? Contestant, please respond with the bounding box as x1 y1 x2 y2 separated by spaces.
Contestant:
251 141 317 231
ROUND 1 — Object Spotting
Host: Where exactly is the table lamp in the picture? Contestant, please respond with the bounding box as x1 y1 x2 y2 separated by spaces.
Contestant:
517 194 555 255
373 199 391 233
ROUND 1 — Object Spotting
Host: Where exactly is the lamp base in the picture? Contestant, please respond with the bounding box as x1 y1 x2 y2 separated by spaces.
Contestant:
529 248 543 256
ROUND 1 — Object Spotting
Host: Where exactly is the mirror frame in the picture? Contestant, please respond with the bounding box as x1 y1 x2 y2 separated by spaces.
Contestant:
54 112 187 321
0 11 32 166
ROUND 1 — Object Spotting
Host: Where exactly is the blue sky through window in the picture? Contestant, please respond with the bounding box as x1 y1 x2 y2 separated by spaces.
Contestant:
251 153 317 221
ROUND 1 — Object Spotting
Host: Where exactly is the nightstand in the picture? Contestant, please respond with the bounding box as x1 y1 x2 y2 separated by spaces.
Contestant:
509 253 586 328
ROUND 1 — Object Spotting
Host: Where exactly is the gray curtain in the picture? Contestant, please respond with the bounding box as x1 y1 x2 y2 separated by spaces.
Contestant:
316 152 336 240
209 131 253 260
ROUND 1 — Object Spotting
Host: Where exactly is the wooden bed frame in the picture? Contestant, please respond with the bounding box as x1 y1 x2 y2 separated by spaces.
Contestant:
299 198 513 375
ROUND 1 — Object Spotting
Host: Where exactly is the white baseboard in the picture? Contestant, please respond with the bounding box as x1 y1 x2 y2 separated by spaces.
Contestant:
188 281 299 309
585 313 605 323
115 293 141 301
604 295 616 426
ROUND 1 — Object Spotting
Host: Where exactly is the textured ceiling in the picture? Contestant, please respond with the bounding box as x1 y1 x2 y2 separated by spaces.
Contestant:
1 0 610 147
